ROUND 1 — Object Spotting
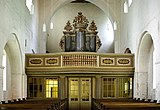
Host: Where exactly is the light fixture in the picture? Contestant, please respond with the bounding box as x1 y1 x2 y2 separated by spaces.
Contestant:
107 0 110 30
30 4 34 15
113 0 117 30
113 21 117 30
42 0 46 32
43 23 46 32
50 0 53 29
50 22 53 29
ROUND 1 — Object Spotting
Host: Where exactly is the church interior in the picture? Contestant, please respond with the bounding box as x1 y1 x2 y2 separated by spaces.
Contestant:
0 0 160 110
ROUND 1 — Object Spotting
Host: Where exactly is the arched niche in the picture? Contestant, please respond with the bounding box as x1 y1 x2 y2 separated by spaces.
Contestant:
2 33 25 101
47 1 114 53
136 31 155 99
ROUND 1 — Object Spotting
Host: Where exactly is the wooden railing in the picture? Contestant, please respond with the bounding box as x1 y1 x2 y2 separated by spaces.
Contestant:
62 54 97 67
48 98 68 110
92 98 106 110
25 52 134 73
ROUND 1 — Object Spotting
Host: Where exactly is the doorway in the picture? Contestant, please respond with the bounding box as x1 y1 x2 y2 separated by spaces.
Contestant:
69 78 91 110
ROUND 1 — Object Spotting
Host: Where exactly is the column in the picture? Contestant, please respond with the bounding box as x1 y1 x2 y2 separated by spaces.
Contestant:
136 72 148 99
95 76 101 99
22 73 27 99
11 73 22 99
0 66 4 102
64 76 68 98
59 76 66 99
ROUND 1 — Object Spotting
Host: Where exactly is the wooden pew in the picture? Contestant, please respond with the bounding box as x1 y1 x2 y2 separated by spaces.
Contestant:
92 98 160 110
0 98 67 110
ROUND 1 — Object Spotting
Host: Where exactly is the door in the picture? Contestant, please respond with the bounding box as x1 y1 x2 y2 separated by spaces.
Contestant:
69 78 91 110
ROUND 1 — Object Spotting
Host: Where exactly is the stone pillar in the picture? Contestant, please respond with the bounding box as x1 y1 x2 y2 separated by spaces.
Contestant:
11 73 22 99
155 63 160 102
134 72 139 99
22 73 27 99
95 76 101 99
0 66 4 102
136 72 148 99
59 76 66 99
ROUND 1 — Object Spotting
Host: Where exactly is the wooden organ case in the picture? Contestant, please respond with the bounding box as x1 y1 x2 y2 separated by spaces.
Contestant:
59 12 102 52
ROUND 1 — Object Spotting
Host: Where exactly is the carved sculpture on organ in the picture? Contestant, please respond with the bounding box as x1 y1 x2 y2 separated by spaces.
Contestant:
59 12 102 52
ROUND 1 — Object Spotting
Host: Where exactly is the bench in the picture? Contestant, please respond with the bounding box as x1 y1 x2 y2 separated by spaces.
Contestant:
92 98 160 110
0 98 67 110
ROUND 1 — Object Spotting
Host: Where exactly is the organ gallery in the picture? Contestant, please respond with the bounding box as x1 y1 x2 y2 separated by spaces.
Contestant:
25 12 134 110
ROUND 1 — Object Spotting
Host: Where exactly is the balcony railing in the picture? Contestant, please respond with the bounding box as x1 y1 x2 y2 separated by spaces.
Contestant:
25 52 134 73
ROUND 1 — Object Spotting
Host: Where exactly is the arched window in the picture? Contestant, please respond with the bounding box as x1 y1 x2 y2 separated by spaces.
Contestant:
124 0 132 13
128 0 133 7
26 0 34 14
124 1 128 13
2 50 6 91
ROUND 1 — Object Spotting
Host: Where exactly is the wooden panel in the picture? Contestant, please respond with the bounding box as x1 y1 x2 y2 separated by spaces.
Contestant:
25 52 134 73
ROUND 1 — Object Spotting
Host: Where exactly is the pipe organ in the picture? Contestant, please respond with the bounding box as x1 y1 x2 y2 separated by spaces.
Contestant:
59 12 102 52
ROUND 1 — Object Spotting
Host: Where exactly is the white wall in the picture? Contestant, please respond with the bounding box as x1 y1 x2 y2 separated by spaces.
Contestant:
29 0 40 53
120 0 160 101
1 0 160 102
0 0 39 54
38 0 121 53
0 0 38 102
47 3 114 53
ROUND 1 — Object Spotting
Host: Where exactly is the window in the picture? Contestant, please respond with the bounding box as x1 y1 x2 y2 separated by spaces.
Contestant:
46 78 58 98
103 78 116 98
124 1 129 13
81 79 89 101
28 77 59 98
70 79 79 101
28 77 43 98
26 0 34 14
102 77 133 98
124 0 132 13
128 0 133 7
2 50 6 91
118 78 132 98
